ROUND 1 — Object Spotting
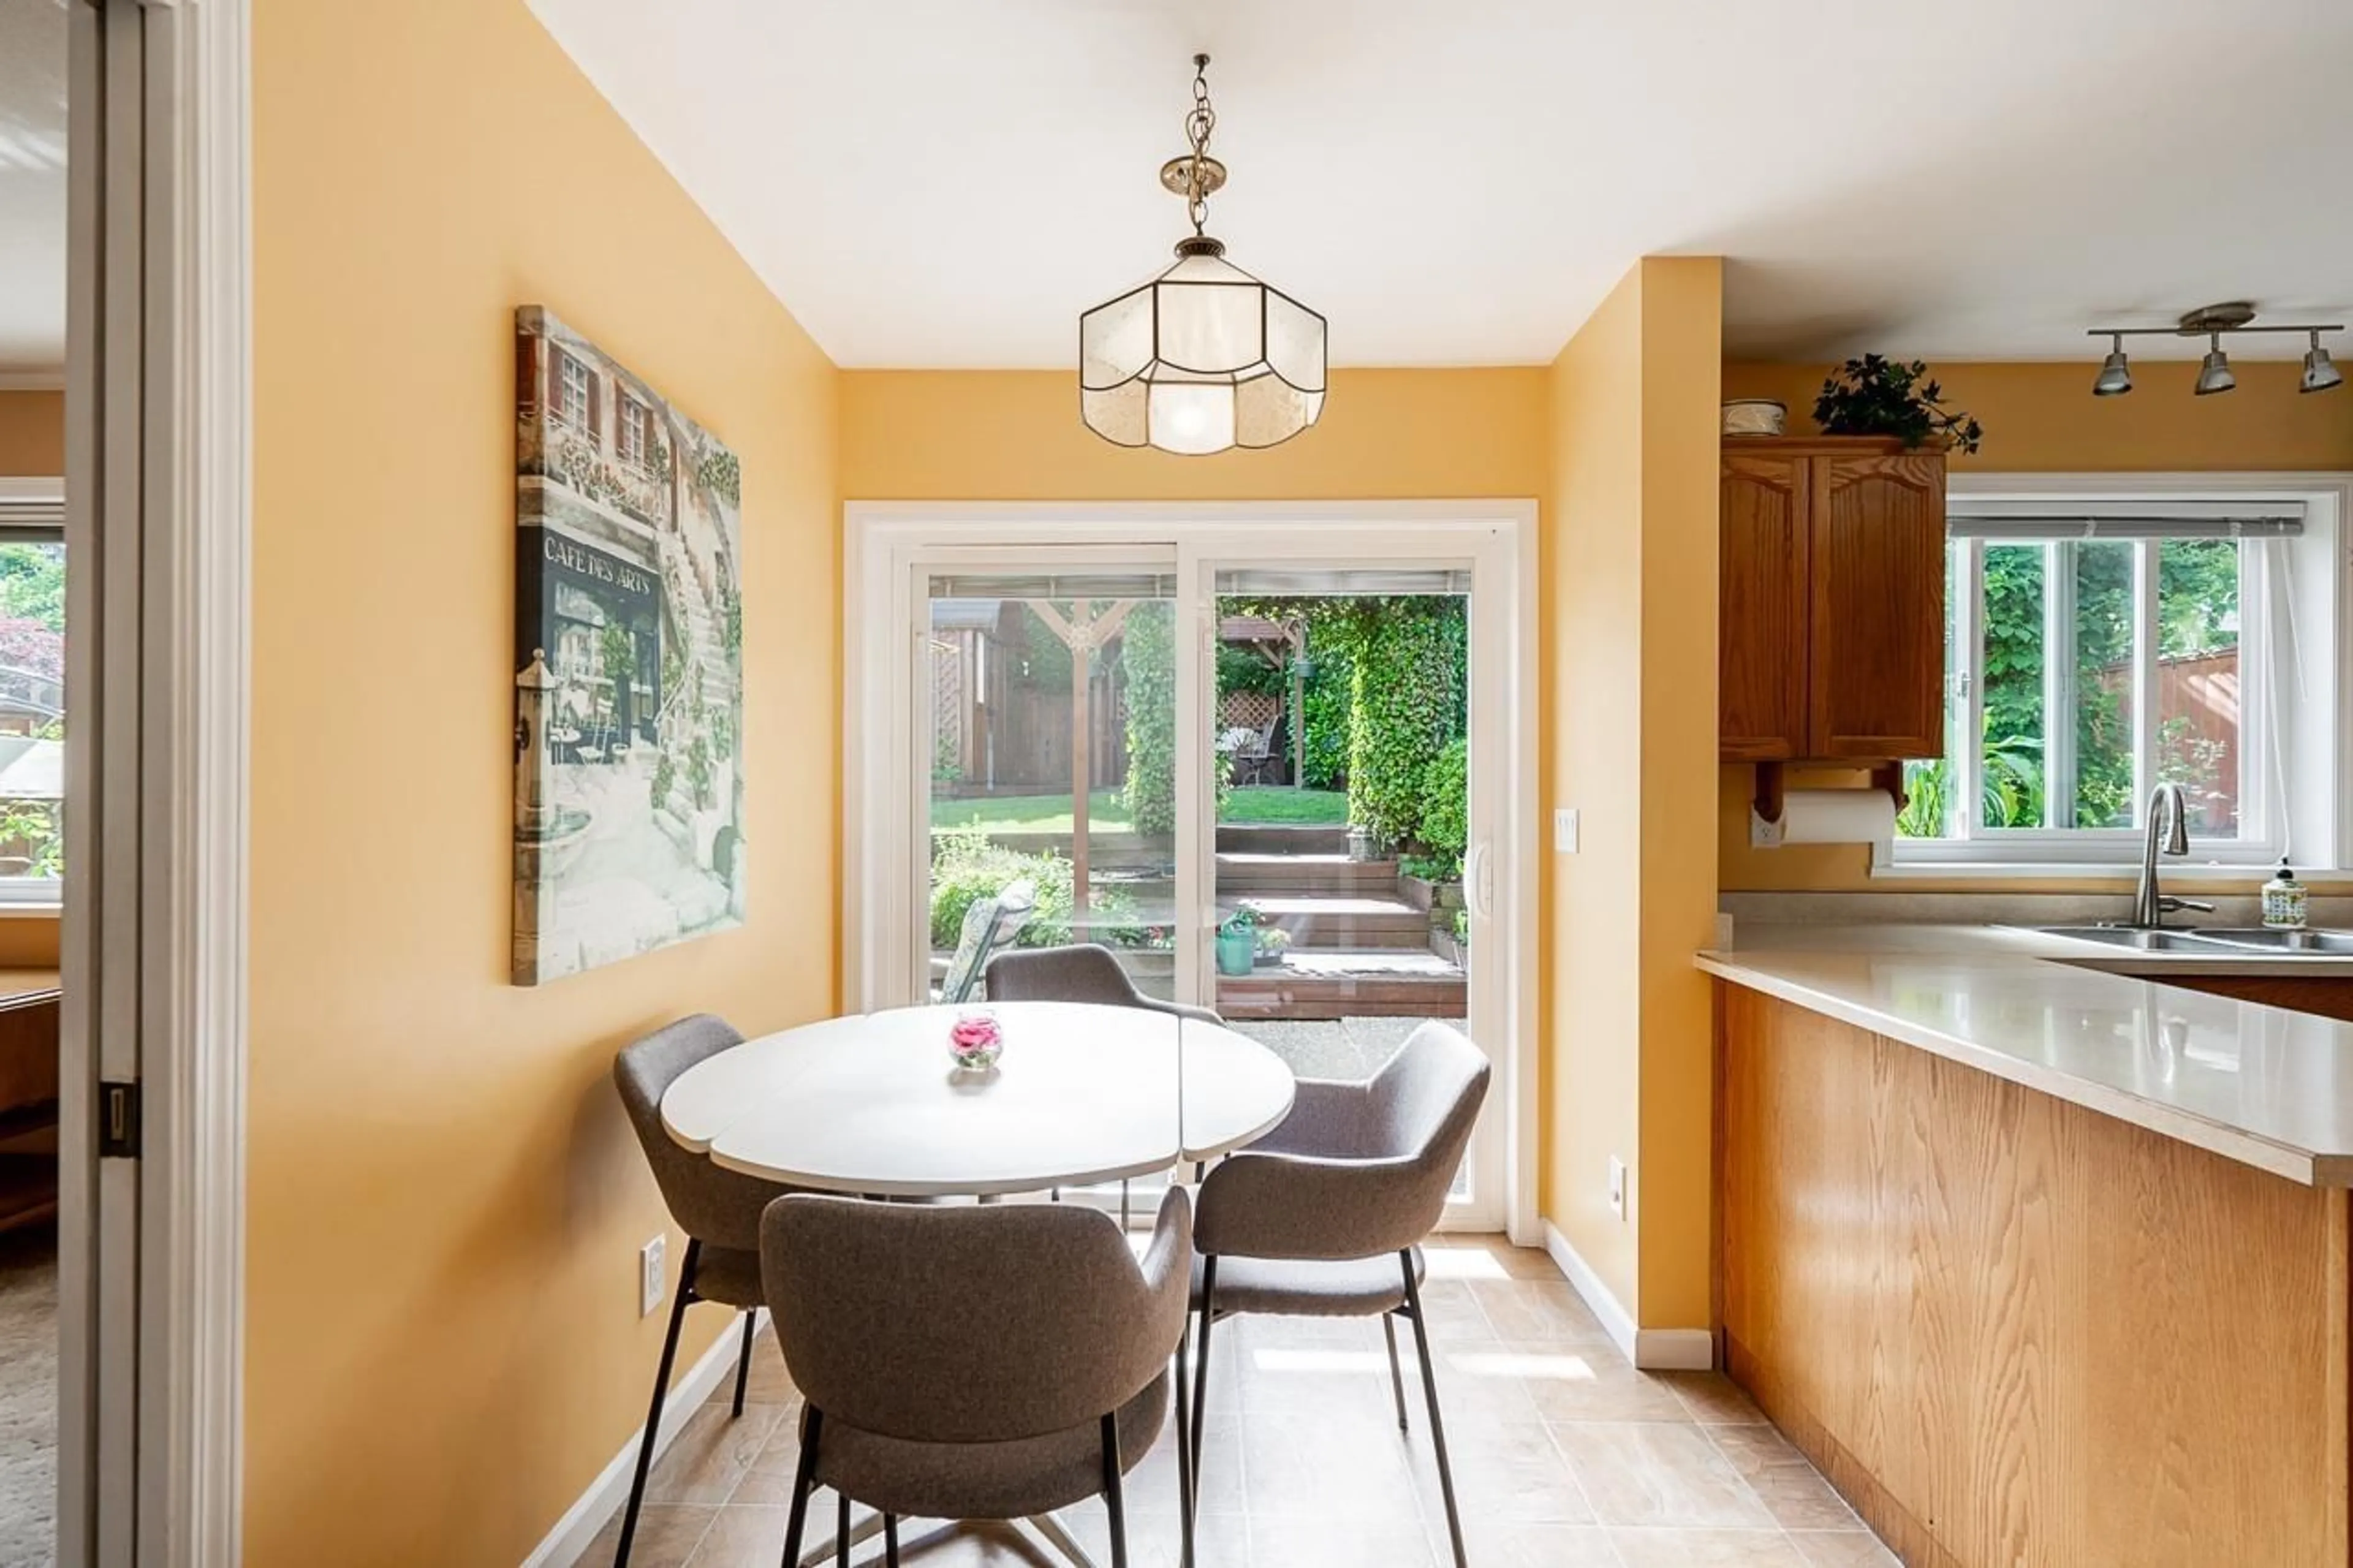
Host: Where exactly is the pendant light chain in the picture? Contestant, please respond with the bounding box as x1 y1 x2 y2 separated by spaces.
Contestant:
1184 54 1217 235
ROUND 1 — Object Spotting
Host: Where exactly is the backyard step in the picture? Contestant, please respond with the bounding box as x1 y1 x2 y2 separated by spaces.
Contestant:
1216 823 1349 857
1213 947 1467 1021
1238 893 1431 949
1214 851 1396 894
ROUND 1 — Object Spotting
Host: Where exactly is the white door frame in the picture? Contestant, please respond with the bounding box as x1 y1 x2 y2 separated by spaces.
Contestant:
843 501 1542 1244
65 1 249 1564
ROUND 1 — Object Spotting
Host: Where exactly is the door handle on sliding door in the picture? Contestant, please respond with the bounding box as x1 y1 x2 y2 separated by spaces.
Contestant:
1464 841 1494 921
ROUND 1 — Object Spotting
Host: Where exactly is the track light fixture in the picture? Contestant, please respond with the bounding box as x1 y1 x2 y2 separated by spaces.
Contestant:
2086 303 2344 399
2194 335 2235 396
2092 333 2132 396
2304 332 2344 395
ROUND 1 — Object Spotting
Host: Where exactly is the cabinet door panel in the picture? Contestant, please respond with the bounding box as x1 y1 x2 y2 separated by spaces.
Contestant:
1719 453 1810 761
1808 455 1946 759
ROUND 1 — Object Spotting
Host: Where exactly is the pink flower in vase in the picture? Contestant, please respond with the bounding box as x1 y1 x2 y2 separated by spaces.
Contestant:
949 1010 1004 1069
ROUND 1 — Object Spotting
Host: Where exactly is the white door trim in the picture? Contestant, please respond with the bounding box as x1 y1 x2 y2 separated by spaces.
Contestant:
843 500 1542 1243
66 1 250 1563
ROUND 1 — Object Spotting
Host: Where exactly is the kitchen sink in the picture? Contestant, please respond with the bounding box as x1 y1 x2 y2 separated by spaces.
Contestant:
2034 926 2243 952
2035 925 2353 955
2188 927 2353 954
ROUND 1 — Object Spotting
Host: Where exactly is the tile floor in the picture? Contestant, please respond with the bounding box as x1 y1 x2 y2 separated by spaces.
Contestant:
579 1237 1896 1568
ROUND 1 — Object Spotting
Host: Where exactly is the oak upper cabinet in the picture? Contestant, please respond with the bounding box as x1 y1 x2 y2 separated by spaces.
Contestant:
1718 436 1946 762
1719 453 1811 762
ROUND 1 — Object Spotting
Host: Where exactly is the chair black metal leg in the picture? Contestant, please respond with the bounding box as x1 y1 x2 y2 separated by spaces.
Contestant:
1173 1332 1195 1567
883 1514 901 1568
616 1237 698 1568
1189 1258 1218 1481
731 1310 758 1418
1381 1312 1411 1433
1101 1412 1129 1568
1401 1253 1467 1568
778 1406 820 1568
836 1493 851 1568
1120 1180 1131 1230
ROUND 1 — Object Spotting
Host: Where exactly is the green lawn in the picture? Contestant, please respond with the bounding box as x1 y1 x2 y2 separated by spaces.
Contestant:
930 785 1348 833
1224 786 1348 824
931 789 1132 835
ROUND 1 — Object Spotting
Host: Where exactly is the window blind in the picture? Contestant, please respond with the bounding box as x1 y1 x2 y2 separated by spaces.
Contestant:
1949 499 2303 540
926 572 1179 599
1213 567 1472 596
0 491 64 542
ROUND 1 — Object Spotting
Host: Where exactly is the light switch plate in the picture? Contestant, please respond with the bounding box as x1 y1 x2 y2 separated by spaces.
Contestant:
1607 1156 1627 1220
1554 807 1580 854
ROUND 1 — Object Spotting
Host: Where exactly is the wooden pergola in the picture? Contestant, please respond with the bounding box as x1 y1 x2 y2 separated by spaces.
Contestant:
1218 613 1308 786
1023 598 1134 918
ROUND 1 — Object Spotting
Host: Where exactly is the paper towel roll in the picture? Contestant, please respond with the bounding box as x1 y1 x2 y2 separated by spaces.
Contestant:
1751 787 1896 853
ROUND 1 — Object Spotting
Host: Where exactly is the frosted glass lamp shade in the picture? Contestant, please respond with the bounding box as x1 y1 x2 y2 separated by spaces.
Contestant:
1080 248 1327 455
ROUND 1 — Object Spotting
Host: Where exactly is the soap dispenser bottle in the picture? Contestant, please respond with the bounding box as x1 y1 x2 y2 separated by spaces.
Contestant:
2262 859 2308 930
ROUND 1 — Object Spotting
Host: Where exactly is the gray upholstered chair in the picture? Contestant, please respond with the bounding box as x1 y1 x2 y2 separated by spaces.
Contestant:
984 942 1222 1027
985 944 1223 1214
611 1014 798 1568
1186 1020 1491 1568
762 1189 1197 1568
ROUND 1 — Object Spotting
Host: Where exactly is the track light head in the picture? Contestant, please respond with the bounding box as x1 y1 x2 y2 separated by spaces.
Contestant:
2303 334 2344 395
2092 336 2132 396
2194 335 2236 396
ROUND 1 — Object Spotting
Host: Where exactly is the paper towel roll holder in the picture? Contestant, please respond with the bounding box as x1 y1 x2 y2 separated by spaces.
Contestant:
1749 761 1909 830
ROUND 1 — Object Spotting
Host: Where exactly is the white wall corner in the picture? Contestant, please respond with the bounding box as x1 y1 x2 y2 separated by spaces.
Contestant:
521 1312 765 1568
1542 1221 1716 1373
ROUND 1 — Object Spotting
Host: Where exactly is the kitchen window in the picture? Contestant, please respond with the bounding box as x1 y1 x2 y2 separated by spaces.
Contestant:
1891 481 2348 871
0 484 64 900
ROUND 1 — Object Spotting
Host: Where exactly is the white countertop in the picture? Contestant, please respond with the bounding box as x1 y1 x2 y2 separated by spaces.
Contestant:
1699 924 2353 1187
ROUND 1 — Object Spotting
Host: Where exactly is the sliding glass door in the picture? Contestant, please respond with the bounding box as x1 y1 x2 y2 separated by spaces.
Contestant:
878 523 1518 1232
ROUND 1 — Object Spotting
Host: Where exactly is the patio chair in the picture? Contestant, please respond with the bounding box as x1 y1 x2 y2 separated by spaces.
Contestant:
1216 723 1278 787
936 877 1037 1004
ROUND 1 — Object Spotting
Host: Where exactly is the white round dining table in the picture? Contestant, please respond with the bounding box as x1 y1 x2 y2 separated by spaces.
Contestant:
660 1001 1297 1197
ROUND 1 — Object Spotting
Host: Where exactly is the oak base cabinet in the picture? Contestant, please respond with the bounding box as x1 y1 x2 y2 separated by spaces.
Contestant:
1718 983 2349 1568
1719 436 1946 763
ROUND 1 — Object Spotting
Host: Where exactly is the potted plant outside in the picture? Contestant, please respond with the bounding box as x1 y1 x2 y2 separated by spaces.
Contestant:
1215 908 1259 977
1253 925 1290 969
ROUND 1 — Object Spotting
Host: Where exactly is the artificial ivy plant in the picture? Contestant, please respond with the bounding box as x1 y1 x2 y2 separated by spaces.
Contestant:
1814 354 1985 454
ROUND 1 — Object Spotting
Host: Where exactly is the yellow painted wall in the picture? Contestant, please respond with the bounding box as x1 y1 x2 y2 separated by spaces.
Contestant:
1544 259 1721 1328
1723 360 2353 475
840 367 1550 500
248 2 837 1564
0 391 64 960
1719 359 2353 893
0 391 64 478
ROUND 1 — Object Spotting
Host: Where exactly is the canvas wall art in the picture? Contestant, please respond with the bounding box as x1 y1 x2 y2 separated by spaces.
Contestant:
512 306 745 985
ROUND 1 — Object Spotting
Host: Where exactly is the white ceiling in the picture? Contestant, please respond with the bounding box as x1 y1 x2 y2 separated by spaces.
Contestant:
530 0 2353 369
0 0 67 375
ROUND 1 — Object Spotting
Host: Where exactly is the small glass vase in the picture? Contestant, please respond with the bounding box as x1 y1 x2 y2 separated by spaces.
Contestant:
949 1011 1004 1073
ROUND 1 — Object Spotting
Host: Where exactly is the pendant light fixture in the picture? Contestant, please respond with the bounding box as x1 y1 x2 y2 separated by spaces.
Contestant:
2085 303 2344 399
1080 55 1327 456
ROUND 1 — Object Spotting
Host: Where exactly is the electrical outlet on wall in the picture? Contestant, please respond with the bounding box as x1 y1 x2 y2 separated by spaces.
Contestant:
1607 1156 1627 1220
640 1235 667 1318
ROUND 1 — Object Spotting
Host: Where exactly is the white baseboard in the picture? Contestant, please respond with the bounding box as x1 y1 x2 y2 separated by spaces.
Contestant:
521 1309 764 1568
1540 1221 1716 1373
